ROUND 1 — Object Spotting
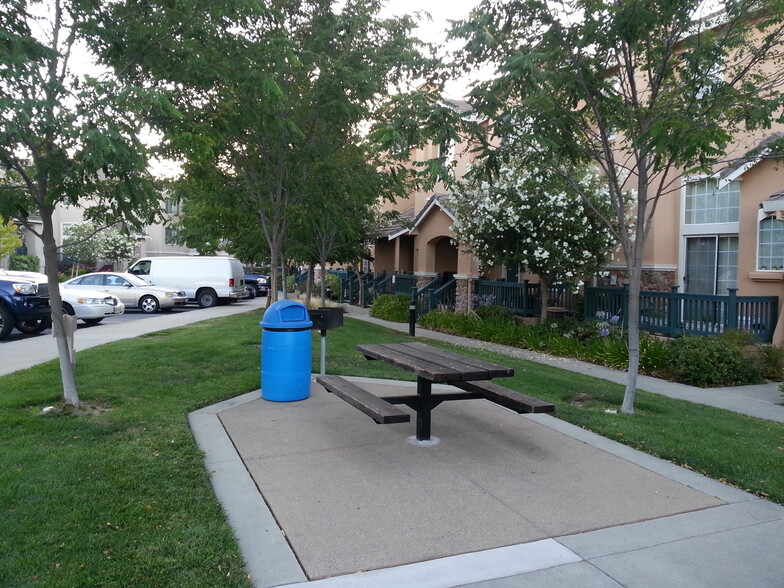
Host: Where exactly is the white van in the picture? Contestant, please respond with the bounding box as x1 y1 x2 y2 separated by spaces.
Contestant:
128 256 246 308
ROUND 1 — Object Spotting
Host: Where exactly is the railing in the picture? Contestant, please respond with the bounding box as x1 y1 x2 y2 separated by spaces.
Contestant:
473 280 576 317
390 273 417 295
584 285 779 341
411 277 442 316
429 279 456 312
474 280 539 316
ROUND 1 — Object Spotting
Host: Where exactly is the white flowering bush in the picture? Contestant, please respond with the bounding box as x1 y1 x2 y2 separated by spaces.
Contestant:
452 155 617 304
99 227 137 267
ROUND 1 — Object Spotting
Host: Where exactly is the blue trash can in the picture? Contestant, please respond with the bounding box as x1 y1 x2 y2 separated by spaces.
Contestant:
260 300 313 402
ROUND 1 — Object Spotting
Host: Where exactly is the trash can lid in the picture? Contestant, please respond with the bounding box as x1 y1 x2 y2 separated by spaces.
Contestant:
260 299 313 329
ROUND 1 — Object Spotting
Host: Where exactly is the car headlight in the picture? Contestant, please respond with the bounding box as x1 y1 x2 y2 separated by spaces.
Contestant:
77 297 105 305
13 282 38 295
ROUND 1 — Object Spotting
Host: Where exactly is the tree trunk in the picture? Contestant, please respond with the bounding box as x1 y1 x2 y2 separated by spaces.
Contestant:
620 264 642 415
320 261 327 308
538 275 549 323
305 264 313 308
40 204 80 407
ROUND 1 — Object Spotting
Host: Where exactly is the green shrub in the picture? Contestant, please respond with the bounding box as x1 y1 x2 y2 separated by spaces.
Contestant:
419 310 478 334
757 345 784 381
10 255 40 272
370 294 410 322
668 335 765 387
473 304 515 321
324 273 341 300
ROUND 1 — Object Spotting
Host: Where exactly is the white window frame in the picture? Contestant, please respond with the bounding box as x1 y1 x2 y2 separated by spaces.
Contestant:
756 209 784 271
679 176 740 288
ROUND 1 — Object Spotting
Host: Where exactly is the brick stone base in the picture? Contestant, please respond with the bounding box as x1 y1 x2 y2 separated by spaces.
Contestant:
603 269 678 292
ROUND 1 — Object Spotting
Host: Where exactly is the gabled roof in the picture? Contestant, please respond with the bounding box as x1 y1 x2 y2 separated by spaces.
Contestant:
376 207 416 240
409 193 457 232
717 134 784 189
378 194 458 240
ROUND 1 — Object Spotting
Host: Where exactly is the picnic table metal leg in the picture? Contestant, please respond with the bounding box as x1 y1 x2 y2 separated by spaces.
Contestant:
416 376 432 441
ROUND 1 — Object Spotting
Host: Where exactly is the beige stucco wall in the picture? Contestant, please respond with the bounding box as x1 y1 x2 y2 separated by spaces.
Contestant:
736 159 784 297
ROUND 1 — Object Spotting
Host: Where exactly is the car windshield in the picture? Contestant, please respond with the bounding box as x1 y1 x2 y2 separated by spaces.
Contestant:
123 274 151 287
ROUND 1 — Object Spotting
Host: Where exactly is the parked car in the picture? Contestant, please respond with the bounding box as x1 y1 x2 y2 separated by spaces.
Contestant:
63 272 187 313
245 273 270 296
59 287 125 325
128 256 246 308
0 268 123 327
0 271 51 340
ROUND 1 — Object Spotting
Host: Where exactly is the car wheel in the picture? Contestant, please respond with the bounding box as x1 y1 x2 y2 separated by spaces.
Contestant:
61 303 75 316
15 315 51 334
197 289 218 308
139 295 160 314
0 305 14 340
83 318 104 325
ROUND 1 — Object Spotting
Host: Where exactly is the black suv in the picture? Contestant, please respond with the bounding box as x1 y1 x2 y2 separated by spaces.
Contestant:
245 273 270 296
0 274 51 340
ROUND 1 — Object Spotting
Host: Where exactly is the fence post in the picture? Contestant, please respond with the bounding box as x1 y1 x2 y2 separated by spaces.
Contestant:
522 280 530 317
668 285 680 338
727 288 738 330
409 287 417 337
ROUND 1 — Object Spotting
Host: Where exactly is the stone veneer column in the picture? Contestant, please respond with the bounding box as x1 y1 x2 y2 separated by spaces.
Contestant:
454 275 474 313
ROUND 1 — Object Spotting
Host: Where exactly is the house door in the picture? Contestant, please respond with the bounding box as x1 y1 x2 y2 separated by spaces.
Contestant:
684 236 738 295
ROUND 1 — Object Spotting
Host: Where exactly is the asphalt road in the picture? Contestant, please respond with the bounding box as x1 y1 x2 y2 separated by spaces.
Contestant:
0 300 247 345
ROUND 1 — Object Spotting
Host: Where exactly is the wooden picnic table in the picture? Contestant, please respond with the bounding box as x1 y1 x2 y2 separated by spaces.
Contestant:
316 342 554 443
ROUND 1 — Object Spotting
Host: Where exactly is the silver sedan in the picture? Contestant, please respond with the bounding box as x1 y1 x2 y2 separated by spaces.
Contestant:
63 272 187 313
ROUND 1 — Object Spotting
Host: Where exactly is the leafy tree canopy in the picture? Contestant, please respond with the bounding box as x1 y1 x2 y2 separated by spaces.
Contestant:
450 0 784 413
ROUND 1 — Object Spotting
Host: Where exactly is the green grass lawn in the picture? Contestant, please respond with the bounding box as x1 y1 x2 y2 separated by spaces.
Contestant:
1 310 782 586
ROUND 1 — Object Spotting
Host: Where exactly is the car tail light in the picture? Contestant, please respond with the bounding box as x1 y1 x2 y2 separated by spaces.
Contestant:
229 278 235 287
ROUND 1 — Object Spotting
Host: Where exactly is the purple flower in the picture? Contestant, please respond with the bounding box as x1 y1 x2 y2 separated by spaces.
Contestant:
600 328 610 337
609 315 620 325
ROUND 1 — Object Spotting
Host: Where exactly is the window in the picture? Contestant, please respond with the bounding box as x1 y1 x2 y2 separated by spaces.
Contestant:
684 235 738 295
165 226 179 245
164 198 181 215
758 216 784 271
438 140 456 167
684 179 739 225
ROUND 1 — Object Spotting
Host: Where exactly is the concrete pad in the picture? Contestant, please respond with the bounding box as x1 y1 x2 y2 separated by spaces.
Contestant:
219 378 724 580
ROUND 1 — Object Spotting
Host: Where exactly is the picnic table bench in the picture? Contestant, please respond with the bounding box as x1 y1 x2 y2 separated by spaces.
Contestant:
316 342 554 442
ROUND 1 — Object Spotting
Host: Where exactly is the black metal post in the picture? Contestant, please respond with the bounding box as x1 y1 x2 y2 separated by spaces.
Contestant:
415 376 432 441
409 286 417 337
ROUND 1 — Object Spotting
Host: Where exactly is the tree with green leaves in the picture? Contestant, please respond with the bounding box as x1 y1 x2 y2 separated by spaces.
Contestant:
0 0 167 406
452 154 617 321
451 0 784 413
0 221 22 259
92 0 447 304
291 144 383 307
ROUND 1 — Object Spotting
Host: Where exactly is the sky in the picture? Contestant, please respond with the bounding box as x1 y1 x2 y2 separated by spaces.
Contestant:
381 0 488 97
